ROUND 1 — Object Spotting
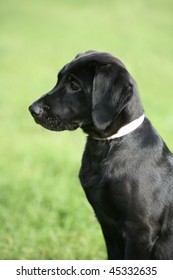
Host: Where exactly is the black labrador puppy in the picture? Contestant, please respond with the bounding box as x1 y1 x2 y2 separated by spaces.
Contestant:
29 51 173 259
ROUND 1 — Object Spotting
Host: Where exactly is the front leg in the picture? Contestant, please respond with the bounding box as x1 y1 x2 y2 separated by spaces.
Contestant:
123 225 153 259
99 219 125 260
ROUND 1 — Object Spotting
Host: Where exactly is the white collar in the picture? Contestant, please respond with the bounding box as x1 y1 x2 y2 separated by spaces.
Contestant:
93 114 145 141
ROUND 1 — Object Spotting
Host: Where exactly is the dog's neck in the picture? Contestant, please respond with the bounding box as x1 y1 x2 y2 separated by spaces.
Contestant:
92 114 145 141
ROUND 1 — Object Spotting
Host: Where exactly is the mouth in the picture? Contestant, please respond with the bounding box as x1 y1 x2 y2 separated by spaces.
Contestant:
33 114 62 131
30 111 79 132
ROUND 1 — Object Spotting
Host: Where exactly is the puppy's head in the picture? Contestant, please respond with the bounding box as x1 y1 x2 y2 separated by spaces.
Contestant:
29 51 143 137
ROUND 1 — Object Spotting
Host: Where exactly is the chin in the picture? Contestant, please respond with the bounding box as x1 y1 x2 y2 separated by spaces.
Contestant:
34 117 79 132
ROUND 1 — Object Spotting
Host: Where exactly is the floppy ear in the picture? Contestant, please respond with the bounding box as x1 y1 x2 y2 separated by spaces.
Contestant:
92 64 133 130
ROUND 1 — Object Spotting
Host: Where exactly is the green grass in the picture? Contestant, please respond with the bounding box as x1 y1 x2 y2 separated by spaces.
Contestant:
0 0 173 259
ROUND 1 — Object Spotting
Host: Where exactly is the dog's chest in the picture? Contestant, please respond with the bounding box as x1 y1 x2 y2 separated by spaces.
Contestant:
79 148 128 222
79 140 109 191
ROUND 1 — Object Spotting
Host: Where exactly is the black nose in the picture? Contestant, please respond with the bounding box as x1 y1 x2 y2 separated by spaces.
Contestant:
29 103 43 117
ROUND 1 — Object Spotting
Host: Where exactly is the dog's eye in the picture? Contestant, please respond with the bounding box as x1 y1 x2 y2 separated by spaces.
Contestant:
68 76 80 91
70 81 80 91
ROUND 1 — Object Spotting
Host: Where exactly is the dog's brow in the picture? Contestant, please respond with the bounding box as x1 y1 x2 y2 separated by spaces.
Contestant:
57 64 68 80
57 71 62 81
58 69 68 81
57 68 65 80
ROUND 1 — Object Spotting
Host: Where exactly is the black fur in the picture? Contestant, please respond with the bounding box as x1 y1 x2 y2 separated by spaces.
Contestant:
29 51 173 259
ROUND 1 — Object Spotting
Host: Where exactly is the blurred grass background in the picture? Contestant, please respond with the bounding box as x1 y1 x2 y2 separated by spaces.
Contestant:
0 0 173 259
